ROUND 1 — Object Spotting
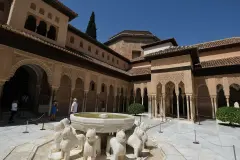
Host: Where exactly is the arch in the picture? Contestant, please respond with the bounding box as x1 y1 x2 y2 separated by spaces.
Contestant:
36 21 47 36
9 59 52 85
135 88 141 104
217 84 226 108
47 25 56 40
119 87 124 112
165 81 176 117
89 81 95 91
99 83 107 112
101 83 106 93
30 3 36 10
72 78 84 112
107 85 114 112
196 84 212 118
86 80 97 112
24 15 37 32
229 83 240 106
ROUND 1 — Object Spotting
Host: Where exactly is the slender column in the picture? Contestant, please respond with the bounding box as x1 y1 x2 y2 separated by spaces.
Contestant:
141 96 144 105
189 95 195 121
117 95 121 112
182 94 185 117
113 96 116 112
176 93 180 119
48 87 56 115
214 96 217 116
0 83 4 120
171 95 174 116
152 95 156 118
105 94 109 112
68 89 74 114
211 96 215 118
148 96 152 118
123 97 125 113
162 94 166 119
95 94 99 112
186 95 190 120
83 91 88 112
154 95 157 118
159 96 162 116
226 95 230 107
126 97 129 112
133 95 136 103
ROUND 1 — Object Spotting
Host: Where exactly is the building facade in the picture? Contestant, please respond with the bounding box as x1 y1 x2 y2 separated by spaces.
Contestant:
0 0 239 121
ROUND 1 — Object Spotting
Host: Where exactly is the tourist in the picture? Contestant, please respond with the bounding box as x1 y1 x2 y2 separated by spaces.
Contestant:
70 98 78 114
50 101 58 121
9 100 18 123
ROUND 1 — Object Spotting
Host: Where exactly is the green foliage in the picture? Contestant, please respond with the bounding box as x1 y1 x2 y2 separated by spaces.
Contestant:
128 103 145 115
216 107 240 124
86 11 97 39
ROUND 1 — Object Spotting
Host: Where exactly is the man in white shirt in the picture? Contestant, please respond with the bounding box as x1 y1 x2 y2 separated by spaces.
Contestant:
70 98 78 114
9 100 18 123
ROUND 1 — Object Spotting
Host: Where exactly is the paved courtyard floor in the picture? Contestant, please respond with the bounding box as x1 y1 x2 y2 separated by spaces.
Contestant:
0 114 239 160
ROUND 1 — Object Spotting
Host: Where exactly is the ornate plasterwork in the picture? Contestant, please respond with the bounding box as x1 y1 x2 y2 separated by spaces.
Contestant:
155 72 184 86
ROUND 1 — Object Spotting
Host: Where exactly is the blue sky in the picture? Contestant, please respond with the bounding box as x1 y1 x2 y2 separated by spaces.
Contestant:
60 0 240 46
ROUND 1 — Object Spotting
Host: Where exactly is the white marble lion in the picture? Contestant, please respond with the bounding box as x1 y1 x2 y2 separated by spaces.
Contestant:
127 127 144 158
106 129 127 160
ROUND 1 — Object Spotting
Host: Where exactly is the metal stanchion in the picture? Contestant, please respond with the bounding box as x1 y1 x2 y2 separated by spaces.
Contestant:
40 122 46 130
233 145 237 160
161 115 164 122
23 120 29 133
198 114 201 125
158 122 163 133
193 130 199 144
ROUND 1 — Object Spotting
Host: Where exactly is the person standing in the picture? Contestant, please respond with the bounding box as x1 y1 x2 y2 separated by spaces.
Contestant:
9 100 18 123
70 98 78 114
50 101 58 121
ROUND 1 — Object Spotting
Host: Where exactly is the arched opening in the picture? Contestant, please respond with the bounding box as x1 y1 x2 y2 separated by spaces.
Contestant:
36 21 47 36
178 82 187 118
156 83 162 116
165 81 175 117
1 65 50 115
135 88 141 104
119 88 124 113
24 15 37 32
47 25 57 40
72 78 84 112
217 84 226 108
129 89 134 105
143 88 148 112
229 84 240 106
55 75 71 116
115 88 120 112
86 81 96 112
99 83 107 112
197 85 212 118
107 85 114 112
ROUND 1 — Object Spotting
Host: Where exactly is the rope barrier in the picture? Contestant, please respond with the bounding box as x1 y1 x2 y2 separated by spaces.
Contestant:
29 113 45 122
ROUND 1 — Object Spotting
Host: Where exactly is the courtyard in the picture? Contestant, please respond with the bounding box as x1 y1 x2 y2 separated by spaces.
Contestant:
0 115 239 160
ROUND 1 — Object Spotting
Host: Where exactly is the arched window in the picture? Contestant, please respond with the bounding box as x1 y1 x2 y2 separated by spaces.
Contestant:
47 25 56 40
102 52 104 58
24 15 37 32
48 13 52 19
101 84 105 92
70 36 74 44
80 41 83 48
39 8 45 15
36 21 47 36
30 3 36 10
90 81 95 91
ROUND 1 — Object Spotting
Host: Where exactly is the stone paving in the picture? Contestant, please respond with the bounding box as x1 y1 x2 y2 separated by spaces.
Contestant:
0 114 240 160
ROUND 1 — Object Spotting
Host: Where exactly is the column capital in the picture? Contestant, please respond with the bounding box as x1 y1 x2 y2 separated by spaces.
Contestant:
211 95 217 98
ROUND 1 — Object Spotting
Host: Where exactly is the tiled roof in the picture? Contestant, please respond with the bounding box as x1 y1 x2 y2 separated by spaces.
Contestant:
43 0 78 21
191 37 240 50
144 46 196 58
0 25 131 76
131 56 146 62
127 67 151 76
200 56 240 68
145 37 240 58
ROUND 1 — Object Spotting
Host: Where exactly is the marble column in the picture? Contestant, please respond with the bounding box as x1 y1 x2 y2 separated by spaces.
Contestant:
171 95 174 116
83 91 88 112
159 96 162 116
176 93 180 119
213 96 217 117
154 95 157 118
182 94 185 117
211 96 216 118
126 97 129 112
189 95 195 121
226 95 230 107
152 95 156 118
0 83 4 120
141 97 144 105
48 87 56 115
105 94 109 112
95 94 99 112
162 94 166 119
117 95 121 112
186 95 190 120
113 96 116 113
148 96 152 118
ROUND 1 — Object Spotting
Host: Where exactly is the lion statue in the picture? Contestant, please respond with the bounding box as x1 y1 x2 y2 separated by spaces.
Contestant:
83 128 100 160
127 127 144 158
60 127 85 160
106 129 126 160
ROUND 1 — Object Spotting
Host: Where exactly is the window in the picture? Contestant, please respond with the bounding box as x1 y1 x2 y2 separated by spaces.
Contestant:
80 41 83 48
101 84 105 92
30 3 36 10
55 17 59 23
47 25 56 40
107 55 110 60
112 57 114 62
48 13 52 19
70 36 74 44
39 8 45 15
90 81 95 91
36 21 47 36
95 49 98 55
117 60 119 64
102 52 104 58
24 15 37 32
132 50 141 59
88 46 91 52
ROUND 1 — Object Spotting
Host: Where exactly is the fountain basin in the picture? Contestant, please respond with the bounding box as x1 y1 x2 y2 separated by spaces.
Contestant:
70 112 135 133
